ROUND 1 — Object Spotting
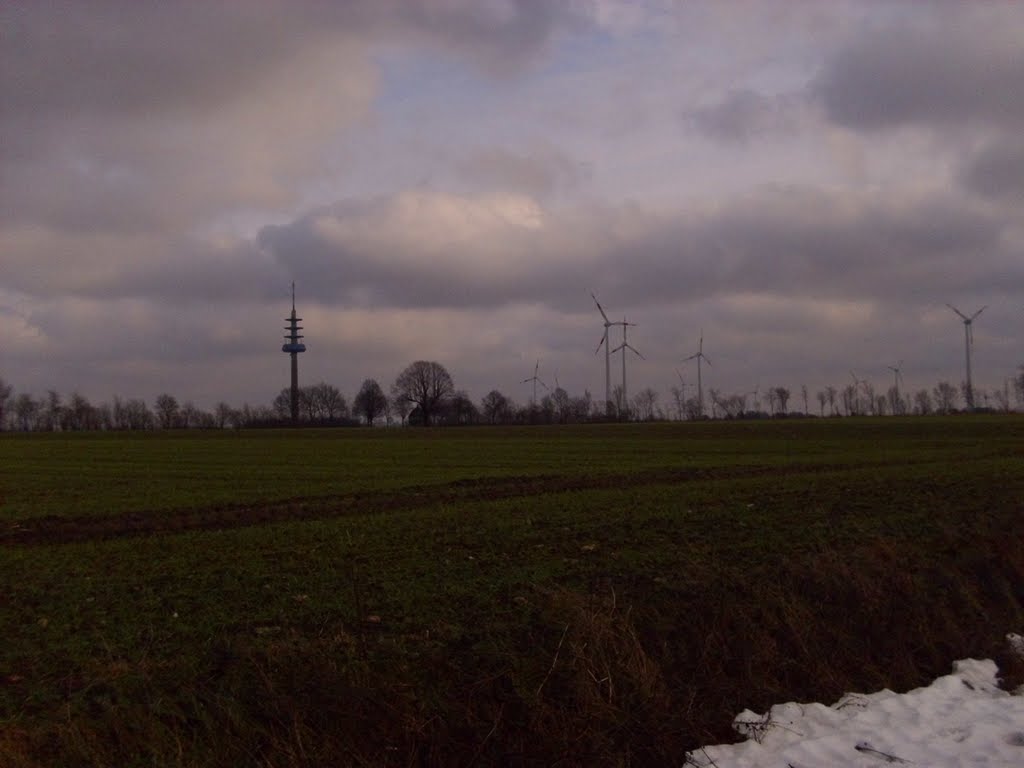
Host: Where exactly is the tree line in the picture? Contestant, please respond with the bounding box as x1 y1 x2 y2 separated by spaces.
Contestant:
1 361 1022 432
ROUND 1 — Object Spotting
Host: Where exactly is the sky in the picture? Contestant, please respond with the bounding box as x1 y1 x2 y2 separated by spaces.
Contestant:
2 0 1023 411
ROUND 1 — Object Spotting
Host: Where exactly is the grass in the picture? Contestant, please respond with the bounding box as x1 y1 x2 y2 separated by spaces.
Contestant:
1 416 1023 765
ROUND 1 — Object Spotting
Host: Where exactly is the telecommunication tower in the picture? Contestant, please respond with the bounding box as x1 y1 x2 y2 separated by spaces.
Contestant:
281 282 306 422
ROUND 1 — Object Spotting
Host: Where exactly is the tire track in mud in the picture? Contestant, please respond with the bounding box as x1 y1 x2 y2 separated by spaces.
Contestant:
1 459 934 546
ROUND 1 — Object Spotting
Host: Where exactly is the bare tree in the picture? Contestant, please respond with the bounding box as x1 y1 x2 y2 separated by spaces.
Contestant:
816 390 827 417
393 361 454 426
67 393 99 430
43 390 64 431
312 382 348 420
766 388 778 416
179 401 201 429
886 386 902 416
571 390 593 422
633 387 659 421
826 385 837 416
354 379 387 425
154 394 179 429
272 389 291 420
801 384 808 416
913 389 933 415
389 386 413 425
215 401 237 429
446 390 479 425
669 385 685 421
683 396 702 420
933 380 960 414
13 393 39 431
550 386 572 423
0 377 12 430
708 388 720 419
774 387 790 415
481 390 512 424
862 381 877 415
993 384 1011 413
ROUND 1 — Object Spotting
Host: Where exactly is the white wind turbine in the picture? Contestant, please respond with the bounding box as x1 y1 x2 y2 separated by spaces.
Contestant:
592 293 626 416
672 369 688 421
611 317 643 416
887 361 904 415
748 384 760 414
682 331 711 418
946 303 987 410
674 368 687 399
522 359 548 406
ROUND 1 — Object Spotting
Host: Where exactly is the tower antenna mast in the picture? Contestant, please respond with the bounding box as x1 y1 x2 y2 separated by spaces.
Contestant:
282 282 307 423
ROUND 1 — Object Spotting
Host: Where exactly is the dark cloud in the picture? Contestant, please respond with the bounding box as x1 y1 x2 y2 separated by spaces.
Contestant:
959 137 1024 201
813 23 1024 132
1 1 568 122
688 90 797 143
257 187 1016 315
0 1 576 232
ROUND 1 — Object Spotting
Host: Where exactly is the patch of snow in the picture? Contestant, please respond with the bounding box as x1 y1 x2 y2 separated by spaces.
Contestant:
686 657 1024 768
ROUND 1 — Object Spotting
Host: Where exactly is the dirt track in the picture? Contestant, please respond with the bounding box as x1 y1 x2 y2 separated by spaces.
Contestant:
0 461 895 546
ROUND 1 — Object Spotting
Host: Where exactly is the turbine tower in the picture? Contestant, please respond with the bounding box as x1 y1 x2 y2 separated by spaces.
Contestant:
611 317 643 417
592 293 625 417
887 361 904 415
946 304 987 410
281 282 306 423
683 331 711 418
522 360 548 406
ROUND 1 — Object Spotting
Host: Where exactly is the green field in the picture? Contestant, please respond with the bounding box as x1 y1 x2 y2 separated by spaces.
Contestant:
2 418 1024 766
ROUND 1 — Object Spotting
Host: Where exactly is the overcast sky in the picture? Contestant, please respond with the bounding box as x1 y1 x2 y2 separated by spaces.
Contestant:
3 0 1023 411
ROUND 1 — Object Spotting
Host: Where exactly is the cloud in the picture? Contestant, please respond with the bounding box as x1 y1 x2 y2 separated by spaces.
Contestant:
3 2 1023 409
688 90 799 143
258 185 1014 315
813 19 1024 133
0 1 574 235
454 144 590 197
959 137 1024 202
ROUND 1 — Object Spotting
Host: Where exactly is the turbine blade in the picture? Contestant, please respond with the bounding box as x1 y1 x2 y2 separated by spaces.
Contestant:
703 355 712 367
591 292 610 322
970 305 988 321
946 303 969 321
683 353 698 362
628 345 644 359
595 330 607 354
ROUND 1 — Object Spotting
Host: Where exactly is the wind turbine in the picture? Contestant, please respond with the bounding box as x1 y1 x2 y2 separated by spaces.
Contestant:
674 368 687 399
592 293 626 416
887 361 904 415
946 304 987 410
611 317 643 416
682 331 711 418
522 359 548 406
